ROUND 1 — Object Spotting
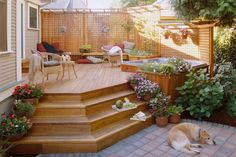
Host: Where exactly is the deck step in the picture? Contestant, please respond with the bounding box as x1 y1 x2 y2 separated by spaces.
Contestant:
35 90 136 116
30 101 147 136
13 112 154 154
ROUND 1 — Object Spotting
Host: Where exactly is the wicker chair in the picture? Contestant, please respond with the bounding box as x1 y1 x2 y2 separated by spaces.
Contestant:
40 53 63 83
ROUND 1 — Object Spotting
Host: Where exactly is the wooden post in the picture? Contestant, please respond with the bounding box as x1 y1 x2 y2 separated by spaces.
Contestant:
209 27 214 78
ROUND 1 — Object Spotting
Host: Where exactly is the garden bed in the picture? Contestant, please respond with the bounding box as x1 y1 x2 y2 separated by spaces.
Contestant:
128 55 160 61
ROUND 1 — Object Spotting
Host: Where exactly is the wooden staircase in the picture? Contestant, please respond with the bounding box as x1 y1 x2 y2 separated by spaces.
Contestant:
12 83 154 154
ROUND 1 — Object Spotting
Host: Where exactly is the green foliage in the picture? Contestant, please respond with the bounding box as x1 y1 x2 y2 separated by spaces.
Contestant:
148 93 170 117
129 49 152 56
80 44 91 50
227 91 236 117
121 0 156 7
159 63 177 75
15 101 34 113
0 114 31 137
214 28 236 68
168 58 191 73
12 84 44 99
176 69 224 119
170 0 236 26
167 105 184 115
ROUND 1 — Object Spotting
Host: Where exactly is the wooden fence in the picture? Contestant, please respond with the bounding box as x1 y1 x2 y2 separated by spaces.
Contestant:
41 8 213 72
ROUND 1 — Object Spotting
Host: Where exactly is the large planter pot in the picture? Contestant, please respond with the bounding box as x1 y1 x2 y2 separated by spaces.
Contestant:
169 114 181 124
22 98 39 105
155 116 168 127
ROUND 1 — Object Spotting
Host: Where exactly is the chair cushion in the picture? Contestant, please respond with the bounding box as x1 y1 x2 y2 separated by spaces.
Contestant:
123 41 135 50
102 45 113 52
76 59 92 64
115 43 125 52
44 60 60 67
37 43 46 52
108 46 122 55
42 42 58 53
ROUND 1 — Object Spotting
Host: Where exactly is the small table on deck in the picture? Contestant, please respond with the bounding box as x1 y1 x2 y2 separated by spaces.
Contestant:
62 61 78 79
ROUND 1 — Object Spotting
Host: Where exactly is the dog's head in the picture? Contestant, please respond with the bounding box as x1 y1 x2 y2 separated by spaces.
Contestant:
199 129 216 145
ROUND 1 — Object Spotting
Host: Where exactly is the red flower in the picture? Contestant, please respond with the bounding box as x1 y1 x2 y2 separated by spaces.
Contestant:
9 114 15 119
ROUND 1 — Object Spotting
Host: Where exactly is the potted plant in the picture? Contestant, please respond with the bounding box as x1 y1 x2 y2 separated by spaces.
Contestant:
0 140 14 157
0 113 32 141
167 105 183 124
13 100 36 118
180 29 188 39
135 79 160 101
12 84 44 105
163 30 172 39
150 93 170 127
79 44 92 53
127 72 146 89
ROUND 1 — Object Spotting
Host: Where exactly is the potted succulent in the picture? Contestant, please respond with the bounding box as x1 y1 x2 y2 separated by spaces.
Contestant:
135 79 160 101
79 44 92 53
12 84 44 105
163 30 172 39
149 93 170 127
12 100 36 118
127 72 146 89
0 113 32 141
167 105 183 124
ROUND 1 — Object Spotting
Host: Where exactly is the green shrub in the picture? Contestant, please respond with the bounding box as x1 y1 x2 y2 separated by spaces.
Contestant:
214 28 236 68
129 49 152 56
227 91 236 117
176 69 224 119
167 105 184 116
159 63 177 75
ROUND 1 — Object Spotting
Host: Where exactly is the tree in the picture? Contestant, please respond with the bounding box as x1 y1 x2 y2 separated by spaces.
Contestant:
170 0 236 27
120 0 156 8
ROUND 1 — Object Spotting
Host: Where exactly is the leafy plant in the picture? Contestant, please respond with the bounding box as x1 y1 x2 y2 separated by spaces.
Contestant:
168 58 191 73
159 63 177 75
140 62 161 73
80 44 91 50
170 0 236 26
148 93 170 117
0 114 32 137
129 49 152 56
167 105 184 115
127 72 146 86
13 101 35 117
12 84 44 99
226 91 236 117
175 69 224 119
135 80 160 99
121 0 156 7
214 28 236 68
0 140 14 157
121 21 133 33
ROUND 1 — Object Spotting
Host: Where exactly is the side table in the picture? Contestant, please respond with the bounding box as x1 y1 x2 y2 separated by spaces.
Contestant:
62 61 78 79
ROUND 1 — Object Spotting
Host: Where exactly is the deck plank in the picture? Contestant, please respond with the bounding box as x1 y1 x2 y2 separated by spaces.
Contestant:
23 63 130 94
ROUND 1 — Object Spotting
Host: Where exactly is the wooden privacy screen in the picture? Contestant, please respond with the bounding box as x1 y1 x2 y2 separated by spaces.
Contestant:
41 8 161 55
41 8 213 69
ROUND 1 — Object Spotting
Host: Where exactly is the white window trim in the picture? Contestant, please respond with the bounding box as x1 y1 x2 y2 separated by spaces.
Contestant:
0 0 11 54
28 3 39 30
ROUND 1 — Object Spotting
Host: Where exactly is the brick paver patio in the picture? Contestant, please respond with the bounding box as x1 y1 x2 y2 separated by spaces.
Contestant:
37 119 236 157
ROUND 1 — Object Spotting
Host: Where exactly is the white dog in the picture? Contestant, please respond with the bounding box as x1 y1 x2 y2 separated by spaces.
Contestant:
168 123 216 154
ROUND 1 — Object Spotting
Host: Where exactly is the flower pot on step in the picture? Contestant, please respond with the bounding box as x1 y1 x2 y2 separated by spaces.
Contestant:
143 95 152 101
169 114 181 124
155 116 168 127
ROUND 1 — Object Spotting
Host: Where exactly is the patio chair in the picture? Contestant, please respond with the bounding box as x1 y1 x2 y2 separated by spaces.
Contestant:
101 45 123 66
40 52 63 83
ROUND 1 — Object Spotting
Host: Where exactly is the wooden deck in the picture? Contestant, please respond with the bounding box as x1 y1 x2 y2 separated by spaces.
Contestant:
23 63 131 94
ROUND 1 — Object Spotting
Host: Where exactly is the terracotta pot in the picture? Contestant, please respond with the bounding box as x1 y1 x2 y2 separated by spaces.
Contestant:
143 95 152 101
22 98 39 105
4 133 25 142
169 114 181 124
155 116 168 127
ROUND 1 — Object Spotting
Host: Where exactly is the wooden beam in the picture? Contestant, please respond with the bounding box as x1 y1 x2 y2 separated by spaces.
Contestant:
209 27 214 77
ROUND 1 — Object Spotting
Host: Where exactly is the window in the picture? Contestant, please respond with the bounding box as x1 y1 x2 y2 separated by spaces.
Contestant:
28 3 38 29
0 0 7 52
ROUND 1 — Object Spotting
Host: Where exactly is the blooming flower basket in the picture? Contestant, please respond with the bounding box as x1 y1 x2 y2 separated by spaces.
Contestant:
12 101 36 118
0 114 32 141
12 84 44 105
127 72 146 89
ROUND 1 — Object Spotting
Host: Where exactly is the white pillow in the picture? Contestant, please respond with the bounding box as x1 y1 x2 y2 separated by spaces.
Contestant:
108 46 122 55
87 56 103 64
123 41 135 50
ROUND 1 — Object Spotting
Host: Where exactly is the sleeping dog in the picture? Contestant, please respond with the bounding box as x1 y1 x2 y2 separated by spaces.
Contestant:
168 123 216 154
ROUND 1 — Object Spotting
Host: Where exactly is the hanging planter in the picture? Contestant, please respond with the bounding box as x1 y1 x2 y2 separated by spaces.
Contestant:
180 28 188 39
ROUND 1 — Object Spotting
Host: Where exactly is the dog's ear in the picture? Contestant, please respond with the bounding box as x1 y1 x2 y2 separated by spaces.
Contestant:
201 130 209 137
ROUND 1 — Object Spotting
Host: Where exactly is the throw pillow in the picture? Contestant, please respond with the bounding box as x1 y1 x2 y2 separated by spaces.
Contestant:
123 41 135 50
42 42 58 53
37 43 46 52
76 59 92 64
108 46 122 55
115 43 125 52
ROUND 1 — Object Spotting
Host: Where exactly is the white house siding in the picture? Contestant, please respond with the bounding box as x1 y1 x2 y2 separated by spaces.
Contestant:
25 2 40 58
0 0 17 114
